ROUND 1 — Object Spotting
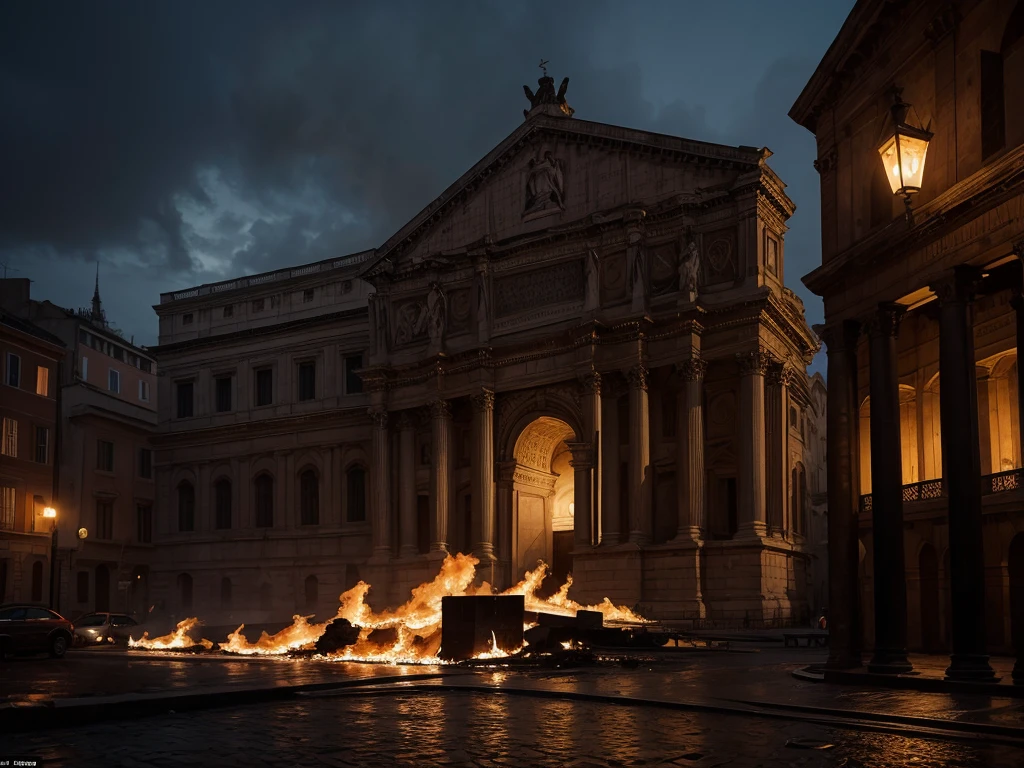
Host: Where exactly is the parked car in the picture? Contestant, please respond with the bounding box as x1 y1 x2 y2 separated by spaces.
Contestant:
0 604 75 659
72 612 141 646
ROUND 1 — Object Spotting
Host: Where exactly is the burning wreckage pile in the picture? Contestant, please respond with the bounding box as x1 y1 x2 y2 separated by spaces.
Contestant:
128 554 657 664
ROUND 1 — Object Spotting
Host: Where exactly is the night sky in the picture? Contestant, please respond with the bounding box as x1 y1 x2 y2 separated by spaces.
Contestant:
1 0 854 371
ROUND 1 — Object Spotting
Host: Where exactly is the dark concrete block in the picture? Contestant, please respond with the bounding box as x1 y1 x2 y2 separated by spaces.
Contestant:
440 595 525 661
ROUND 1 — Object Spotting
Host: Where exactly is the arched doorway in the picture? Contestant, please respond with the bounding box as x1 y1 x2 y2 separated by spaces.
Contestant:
511 416 577 596
1009 533 1024 662
919 543 942 653
95 564 110 612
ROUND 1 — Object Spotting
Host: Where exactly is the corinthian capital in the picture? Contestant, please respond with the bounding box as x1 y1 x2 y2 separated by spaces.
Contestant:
470 389 495 412
368 407 389 429
929 266 982 306
736 348 773 376
578 370 602 395
675 356 707 382
429 399 452 420
626 364 649 392
863 302 906 339
766 362 795 387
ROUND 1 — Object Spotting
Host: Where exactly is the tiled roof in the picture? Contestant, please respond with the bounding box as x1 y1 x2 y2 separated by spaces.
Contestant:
0 310 66 349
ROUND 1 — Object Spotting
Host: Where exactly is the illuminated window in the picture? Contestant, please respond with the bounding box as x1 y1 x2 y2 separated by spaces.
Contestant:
35 366 49 396
2 419 17 458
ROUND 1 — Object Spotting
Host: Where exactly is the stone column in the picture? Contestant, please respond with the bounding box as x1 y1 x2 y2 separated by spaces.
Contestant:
429 399 452 555
821 320 864 669
369 407 392 560
567 442 595 549
865 303 913 674
765 363 791 536
600 387 621 545
580 371 602 548
737 349 770 538
932 269 995 680
471 390 497 572
1011 274 1024 684
397 412 418 558
675 356 707 540
496 461 516 589
626 364 651 545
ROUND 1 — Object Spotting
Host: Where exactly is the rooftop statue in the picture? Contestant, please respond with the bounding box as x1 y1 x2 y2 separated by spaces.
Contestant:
523 60 574 119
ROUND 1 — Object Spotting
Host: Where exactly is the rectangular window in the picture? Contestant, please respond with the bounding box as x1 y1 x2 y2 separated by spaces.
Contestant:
138 448 152 479
80 356 88 381
298 361 316 401
344 354 363 394
34 427 48 464
252 298 265 312
139 379 150 402
223 305 233 318
0 487 14 531
5 353 20 387
182 313 194 326
97 439 114 472
112 346 125 362
139 359 152 374
215 376 233 412
36 366 49 396
176 380 194 418
108 368 120 393
137 504 152 543
96 500 113 540
1 418 17 458
303 288 314 303
255 368 273 406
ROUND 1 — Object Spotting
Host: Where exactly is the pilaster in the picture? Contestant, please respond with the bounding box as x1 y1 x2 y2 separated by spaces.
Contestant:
566 441 595 549
674 356 707 541
626 364 651 545
368 407 392 562
429 399 452 555
765 363 792 537
396 412 418 558
471 389 496 578
736 348 770 539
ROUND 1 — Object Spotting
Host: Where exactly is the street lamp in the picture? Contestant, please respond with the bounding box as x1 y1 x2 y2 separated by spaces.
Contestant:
877 86 933 225
44 506 58 609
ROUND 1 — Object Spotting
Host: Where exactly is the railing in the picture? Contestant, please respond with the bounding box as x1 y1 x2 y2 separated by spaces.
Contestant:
859 468 1023 512
159 250 374 304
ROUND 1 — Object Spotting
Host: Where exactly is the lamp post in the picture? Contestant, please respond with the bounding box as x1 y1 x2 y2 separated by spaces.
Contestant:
43 506 58 609
877 87 933 225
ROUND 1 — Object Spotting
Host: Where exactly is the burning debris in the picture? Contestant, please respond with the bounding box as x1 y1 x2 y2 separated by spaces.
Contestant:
127 554 646 663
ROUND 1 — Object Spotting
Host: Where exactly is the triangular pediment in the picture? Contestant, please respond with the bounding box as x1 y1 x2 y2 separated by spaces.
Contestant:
363 115 778 279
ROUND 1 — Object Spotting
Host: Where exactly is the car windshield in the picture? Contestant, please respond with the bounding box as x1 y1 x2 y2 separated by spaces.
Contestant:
77 615 108 627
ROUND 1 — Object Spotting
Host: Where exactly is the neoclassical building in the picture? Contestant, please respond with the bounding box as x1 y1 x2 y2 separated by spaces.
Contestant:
151 76 820 628
792 0 1024 678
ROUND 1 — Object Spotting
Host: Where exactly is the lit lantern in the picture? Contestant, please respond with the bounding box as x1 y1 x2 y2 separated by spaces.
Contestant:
877 87 932 222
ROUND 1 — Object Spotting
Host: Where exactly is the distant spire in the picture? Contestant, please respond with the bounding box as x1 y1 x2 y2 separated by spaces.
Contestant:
90 262 106 325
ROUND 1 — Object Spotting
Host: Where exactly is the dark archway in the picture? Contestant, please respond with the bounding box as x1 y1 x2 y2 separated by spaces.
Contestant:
1009 532 1024 661
919 543 942 653
95 564 110 612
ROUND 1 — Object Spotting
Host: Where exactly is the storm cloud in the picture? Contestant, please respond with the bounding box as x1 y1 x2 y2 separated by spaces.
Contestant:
1 0 853 356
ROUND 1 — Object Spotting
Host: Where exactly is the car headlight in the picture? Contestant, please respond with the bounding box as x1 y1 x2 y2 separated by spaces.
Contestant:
96 636 104 642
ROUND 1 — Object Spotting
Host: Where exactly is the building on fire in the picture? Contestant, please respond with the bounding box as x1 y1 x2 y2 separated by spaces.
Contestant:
149 75 823 627
791 0 1024 679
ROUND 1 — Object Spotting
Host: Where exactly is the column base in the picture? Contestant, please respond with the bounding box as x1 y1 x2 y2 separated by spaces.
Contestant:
427 546 449 562
628 532 650 546
398 545 420 559
473 551 497 586
867 650 913 675
736 521 768 539
671 527 703 545
945 654 997 682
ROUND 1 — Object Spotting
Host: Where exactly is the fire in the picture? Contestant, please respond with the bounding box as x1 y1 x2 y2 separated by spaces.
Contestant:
130 554 644 662
472 631 522 660
128 618 215 650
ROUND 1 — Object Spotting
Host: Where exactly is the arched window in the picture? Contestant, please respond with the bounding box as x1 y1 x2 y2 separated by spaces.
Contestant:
254 474 274 528
259 582 272 611
31 560 43 602
214 478 232 530
220 577 232 609
177 573 193 613
300 469 319 526
304 575 318 612
178 481 195 532
346 466 366 523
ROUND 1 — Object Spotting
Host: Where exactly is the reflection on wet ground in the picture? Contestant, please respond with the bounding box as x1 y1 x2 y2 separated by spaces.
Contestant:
11 691 1023 768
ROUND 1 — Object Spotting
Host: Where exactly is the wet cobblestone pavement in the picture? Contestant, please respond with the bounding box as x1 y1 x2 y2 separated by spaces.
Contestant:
5 690 1022 768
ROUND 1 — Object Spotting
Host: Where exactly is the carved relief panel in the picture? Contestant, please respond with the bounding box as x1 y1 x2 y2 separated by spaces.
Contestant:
702 227 738 286
392 297 428 347
600 250 627 304
447 288 471 334
765 232 780 277
494 260 584 318
648 241 678 296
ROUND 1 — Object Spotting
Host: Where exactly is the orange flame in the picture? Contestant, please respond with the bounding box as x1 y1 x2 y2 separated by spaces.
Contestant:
128 618 215 650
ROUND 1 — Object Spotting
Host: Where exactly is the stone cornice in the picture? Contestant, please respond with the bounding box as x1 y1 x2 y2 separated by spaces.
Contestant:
152 405 369 448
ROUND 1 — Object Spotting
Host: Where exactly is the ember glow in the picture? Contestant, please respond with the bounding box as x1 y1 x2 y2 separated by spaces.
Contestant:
128 554 645 662
128 618 215 650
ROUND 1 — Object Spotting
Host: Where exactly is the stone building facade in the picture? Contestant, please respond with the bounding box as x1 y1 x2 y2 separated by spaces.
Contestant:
151 78 820 627
0 277 158 618
791 0 1024 678
0 310 64 604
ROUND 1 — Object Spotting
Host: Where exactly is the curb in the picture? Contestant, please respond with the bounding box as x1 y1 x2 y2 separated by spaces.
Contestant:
792 664 1024 699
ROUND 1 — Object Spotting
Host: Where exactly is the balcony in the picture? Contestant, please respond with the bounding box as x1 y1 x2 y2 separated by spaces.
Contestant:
859 468 1022 513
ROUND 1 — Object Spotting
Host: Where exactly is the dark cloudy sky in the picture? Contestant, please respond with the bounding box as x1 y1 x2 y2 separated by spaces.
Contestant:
1 0 853 370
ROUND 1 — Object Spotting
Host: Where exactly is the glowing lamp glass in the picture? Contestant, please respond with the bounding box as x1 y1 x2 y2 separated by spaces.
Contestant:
43 506 57 519
877 130 930 196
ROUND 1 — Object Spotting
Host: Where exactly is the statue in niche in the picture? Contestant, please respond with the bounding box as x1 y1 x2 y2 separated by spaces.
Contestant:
525 150 565 214
426 282 447 349
476 272 490 341
627 230 647 310
678 235 701 303
394 302 423 347
584 248 600 311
